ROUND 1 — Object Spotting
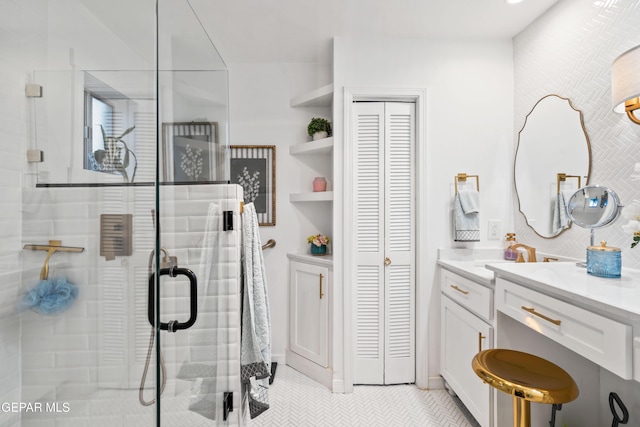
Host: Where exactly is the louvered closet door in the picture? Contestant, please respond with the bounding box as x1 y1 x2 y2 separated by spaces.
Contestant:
353 101 415 385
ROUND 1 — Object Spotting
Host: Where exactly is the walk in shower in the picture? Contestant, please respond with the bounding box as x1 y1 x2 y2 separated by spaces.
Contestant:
1 1 242 425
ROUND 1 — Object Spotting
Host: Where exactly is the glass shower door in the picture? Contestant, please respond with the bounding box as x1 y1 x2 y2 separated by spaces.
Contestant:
6 0 231 425
155 1 234 425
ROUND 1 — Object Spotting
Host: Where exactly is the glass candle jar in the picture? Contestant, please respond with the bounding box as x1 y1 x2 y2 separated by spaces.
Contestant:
586 241 621 278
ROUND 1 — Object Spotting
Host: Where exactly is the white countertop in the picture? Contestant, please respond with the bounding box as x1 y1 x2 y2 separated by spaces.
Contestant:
487 262 640 322
436 259 499 286
287 252 333 267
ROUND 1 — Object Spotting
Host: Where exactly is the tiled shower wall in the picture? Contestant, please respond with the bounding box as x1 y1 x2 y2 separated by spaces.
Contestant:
514 0 640 267
0 1 43 425
15 183 243 425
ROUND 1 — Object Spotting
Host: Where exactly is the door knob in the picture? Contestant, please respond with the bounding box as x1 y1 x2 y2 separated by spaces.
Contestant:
384 257 391 266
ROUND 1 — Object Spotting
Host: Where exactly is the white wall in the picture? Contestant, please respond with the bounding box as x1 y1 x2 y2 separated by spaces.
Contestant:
227 62 332 364
513 0 640 422
333 37 514 385
514 0 640 269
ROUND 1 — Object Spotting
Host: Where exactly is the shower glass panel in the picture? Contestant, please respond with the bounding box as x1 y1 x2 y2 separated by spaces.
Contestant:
4 0 233 425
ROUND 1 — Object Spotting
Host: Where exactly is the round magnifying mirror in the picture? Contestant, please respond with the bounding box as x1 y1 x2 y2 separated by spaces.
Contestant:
566 185 623 230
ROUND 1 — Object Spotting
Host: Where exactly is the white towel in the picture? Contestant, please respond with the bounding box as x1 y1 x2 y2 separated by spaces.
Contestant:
453 190 480 242
176 202 222 420
241 203 272 419
552 190 573 233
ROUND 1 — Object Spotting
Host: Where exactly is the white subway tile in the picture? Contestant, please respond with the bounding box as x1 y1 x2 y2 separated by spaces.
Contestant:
22 367 90 386
55 351 98 369
22 351 55 369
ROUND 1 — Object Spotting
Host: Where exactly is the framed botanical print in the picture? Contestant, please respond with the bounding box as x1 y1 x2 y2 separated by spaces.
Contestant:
162 122 222 182
230 145 276 226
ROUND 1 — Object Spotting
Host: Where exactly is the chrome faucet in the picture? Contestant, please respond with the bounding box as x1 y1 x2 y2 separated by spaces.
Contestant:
509 243 537 263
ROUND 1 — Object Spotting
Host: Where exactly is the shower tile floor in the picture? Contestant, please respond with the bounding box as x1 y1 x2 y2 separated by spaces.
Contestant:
247 364 481 427
19 365 479 426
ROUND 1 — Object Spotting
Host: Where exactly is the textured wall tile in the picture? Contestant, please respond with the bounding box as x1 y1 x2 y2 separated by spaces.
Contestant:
514 0 640 268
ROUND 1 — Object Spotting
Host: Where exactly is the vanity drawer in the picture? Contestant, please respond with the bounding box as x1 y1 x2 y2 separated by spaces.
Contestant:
496 278 632 380
441 269 493 321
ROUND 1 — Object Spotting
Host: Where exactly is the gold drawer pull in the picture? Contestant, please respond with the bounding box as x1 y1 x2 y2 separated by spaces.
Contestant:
451 285 469 295
521 306 561 326
478 332 486 353
319 273 324 299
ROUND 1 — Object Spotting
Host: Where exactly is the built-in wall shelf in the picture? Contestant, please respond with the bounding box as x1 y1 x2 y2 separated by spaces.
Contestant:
288 253 333 267
290 191 334 202
289 137 334 155
290 84 334 108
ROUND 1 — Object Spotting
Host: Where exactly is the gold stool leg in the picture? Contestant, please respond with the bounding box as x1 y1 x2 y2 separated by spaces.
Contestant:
513 397 531 427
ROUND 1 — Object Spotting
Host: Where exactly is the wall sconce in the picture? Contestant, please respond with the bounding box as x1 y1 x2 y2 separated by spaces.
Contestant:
612 45 640 125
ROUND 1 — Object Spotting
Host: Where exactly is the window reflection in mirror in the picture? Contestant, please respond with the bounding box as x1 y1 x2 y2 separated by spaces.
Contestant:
85 92 114 170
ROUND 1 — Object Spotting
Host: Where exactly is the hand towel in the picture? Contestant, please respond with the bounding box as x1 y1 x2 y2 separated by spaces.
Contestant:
552 190 573 233
453 190 480 242
241 202 272 419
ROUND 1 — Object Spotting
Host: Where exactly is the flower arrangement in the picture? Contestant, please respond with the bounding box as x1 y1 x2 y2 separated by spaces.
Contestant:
621 199 640 248
307 234 330 247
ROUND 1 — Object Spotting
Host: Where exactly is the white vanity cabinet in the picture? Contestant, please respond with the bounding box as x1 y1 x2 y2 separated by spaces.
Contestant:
286 254 333 389
440 267 494 427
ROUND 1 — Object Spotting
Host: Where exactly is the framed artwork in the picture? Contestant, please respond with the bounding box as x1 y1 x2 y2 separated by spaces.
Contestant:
162 122 221 182
230 145 276 226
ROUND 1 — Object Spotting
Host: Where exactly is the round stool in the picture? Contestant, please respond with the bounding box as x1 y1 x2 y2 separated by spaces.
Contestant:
472 349 579 427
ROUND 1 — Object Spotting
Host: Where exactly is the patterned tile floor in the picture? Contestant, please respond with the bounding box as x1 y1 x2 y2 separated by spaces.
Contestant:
18 364 480 426
247 365 481 427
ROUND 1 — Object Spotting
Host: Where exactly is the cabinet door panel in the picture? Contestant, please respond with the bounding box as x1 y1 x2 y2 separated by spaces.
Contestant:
441 295 493 427
290 261 328 367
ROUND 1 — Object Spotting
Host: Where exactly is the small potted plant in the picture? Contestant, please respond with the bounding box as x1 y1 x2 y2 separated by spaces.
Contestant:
307 117 332 141
307 234 330 256
91 125 138 183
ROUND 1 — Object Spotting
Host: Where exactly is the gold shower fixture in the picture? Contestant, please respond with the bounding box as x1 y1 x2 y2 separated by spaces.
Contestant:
23 240 84 280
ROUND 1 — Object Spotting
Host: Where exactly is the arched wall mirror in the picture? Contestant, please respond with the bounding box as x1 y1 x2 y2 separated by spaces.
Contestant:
514 94 592 238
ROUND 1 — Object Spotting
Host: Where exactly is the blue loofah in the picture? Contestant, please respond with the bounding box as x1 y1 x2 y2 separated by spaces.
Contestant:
19 278 79 315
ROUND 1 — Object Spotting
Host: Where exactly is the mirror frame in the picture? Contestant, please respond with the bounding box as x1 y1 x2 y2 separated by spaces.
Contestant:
514 94 592 239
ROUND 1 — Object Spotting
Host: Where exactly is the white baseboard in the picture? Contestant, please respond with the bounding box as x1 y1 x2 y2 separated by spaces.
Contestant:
271 353 286 364
285 349 333 391
428 375 445 390
332 379 345 393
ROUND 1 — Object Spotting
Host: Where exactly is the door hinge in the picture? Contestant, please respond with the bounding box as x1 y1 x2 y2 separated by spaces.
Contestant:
223 391 233 421
223 211 233 231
